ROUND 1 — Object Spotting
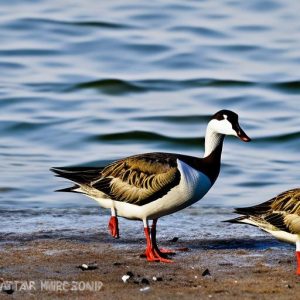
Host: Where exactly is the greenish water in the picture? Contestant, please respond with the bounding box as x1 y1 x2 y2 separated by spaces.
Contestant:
0 0 299 242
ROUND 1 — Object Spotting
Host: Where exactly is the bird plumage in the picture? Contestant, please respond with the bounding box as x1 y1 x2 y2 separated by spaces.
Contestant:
227 188 300 236
51 109 251 262
225 188 300 275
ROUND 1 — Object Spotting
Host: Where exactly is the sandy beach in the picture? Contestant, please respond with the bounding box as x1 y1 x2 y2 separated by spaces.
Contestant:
1 233 299 299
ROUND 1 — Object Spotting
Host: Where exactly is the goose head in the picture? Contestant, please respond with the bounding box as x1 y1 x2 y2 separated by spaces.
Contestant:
209 110 251 142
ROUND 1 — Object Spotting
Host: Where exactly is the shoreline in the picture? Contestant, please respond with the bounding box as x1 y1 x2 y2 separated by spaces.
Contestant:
0 236 299 299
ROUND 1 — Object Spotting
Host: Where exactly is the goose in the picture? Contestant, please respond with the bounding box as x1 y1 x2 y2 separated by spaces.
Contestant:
51 109 251 262
225 188 300 275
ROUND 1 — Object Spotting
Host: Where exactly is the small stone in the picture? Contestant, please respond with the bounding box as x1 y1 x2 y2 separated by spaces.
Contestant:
153 276 163 282
195 275 198 279
141 278 150 285
126 271 134 278
219 262 233 266
87 263 98 270
78 263 98 271
202 268 211 277
2 286 14 295
140 286 150 292
285 284 292 289
113 262 122 266
170 237 179 242
122 275 131 283
134 280 139 284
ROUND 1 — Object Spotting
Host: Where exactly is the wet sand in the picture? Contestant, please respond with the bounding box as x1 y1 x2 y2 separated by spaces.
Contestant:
0 234 299 299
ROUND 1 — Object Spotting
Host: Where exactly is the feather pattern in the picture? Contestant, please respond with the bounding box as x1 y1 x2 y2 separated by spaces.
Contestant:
227 188 300 235
51 153 182 206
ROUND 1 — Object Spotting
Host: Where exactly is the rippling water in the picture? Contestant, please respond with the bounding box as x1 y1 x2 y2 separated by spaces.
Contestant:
0 0 299 240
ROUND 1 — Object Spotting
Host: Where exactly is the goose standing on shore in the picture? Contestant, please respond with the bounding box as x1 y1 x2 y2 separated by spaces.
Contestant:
226 188 300 275
51 109 251 262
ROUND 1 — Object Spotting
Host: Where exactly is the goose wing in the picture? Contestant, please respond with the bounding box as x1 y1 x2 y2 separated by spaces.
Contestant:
234 189 300 215
233 189 300 234
91 153 181 206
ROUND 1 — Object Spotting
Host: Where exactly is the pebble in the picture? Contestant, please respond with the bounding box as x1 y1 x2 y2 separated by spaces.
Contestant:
141 278 150 285
2 286 14 295
285 284 292 289
152 276 163 282
140 286 150 292
77 263 98 271
122 275 131 283
202 268 211 277
126 271 134 277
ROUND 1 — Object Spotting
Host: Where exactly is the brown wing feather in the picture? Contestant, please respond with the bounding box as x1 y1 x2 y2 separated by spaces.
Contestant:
270 188 300 215
283 214 300 234
234 188 300 216
257 189 300 234
232 189 300 234
91 153 180 206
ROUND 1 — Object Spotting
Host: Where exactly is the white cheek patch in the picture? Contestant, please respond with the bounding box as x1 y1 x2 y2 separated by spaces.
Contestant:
220 119 234 134
223 114 228 120
210 119 236 136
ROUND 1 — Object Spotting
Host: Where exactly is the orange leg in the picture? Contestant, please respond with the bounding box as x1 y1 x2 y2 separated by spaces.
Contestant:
143 221 173 263
296 251 300 275
108 216 119 239
151 219 175 257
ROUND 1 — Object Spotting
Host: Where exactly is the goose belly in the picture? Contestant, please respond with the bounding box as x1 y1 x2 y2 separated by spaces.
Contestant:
264 229 298 244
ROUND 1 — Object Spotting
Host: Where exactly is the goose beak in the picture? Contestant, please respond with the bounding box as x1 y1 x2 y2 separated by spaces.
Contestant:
235 124 251 142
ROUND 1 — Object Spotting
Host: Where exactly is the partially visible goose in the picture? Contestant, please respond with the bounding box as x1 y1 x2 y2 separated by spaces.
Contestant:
226 188 300 275
51 109 251 263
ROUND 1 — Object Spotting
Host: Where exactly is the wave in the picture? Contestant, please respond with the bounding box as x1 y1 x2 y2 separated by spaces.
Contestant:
87 130 203 147
71 78 255 95
72 77 300 95
132 114 210 123
71 79 146 95
6 17 132 30
270 81 300 93
255 131 300 143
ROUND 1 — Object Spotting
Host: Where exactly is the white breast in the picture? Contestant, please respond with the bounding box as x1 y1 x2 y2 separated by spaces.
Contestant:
177 159 212 202
136 159 213 220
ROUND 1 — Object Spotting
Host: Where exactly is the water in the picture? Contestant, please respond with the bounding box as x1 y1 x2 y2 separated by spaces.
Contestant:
0 0 299 244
